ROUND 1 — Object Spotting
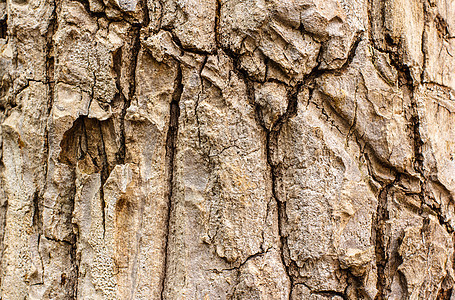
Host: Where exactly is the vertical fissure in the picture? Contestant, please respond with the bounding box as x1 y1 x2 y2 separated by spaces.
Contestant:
118 26 141 165
139 0 150 27
98 121 109 237
251 79 301 300
160 62 183 299
214 0 221 48
364 1 442 297
0 7 6 39
271 87 301 300
42 0 57 224
374 176 398 300
32 191 43 234
113 46 127 164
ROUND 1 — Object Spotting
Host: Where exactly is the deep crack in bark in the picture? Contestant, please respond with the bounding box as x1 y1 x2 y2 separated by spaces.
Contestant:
160 62 183 299
374 176 399 300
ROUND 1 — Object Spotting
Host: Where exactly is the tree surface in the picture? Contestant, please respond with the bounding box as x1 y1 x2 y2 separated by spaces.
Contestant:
0 0 455 299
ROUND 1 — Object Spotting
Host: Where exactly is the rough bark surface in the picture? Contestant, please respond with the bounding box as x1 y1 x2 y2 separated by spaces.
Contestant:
0 0 454 299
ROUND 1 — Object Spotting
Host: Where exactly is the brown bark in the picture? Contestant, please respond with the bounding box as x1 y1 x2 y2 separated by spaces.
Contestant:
0 0 454 299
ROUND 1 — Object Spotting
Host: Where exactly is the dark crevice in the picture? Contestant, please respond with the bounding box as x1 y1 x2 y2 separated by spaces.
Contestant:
59 118 84 165
116 90 128 164
53 10 144 296
117 26 141 165
309 97 344 135
421 0 430 83
0 14 6 39
216 39 267 85
35 234 45 286
43 0 56 211
436 287 453 300
406 86 425 184
409 76 426 204
112 48 123 92
59 116 115 235
362 148 398 187
277 201 293 300
214 0 221 47
38 3 56 265
251 77 301 300
345 272 371 300
59 115 120 296
373 184 389 300
160 62 183 300
306 31 363 82
128 27 142 102
374 175 399 300
156 0 164 31
434 14 450 40
113 45 126 164
397 268 409 300
98 122 109 237
272 84 300 133
139 0 150 27
424 193 454 234
231 27 364 300
46 2 80 296
365 1 455 294
70 226 80 299
341 31 364 70
32 191 42 234
404 46 454 233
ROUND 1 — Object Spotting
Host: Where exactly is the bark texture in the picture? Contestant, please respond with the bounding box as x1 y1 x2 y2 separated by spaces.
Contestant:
0 0 455 299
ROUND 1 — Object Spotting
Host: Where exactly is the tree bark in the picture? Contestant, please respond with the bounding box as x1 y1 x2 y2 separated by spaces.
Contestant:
0 0 455 299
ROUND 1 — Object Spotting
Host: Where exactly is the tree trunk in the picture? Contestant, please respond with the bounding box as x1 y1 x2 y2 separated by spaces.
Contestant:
0 0 454 299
